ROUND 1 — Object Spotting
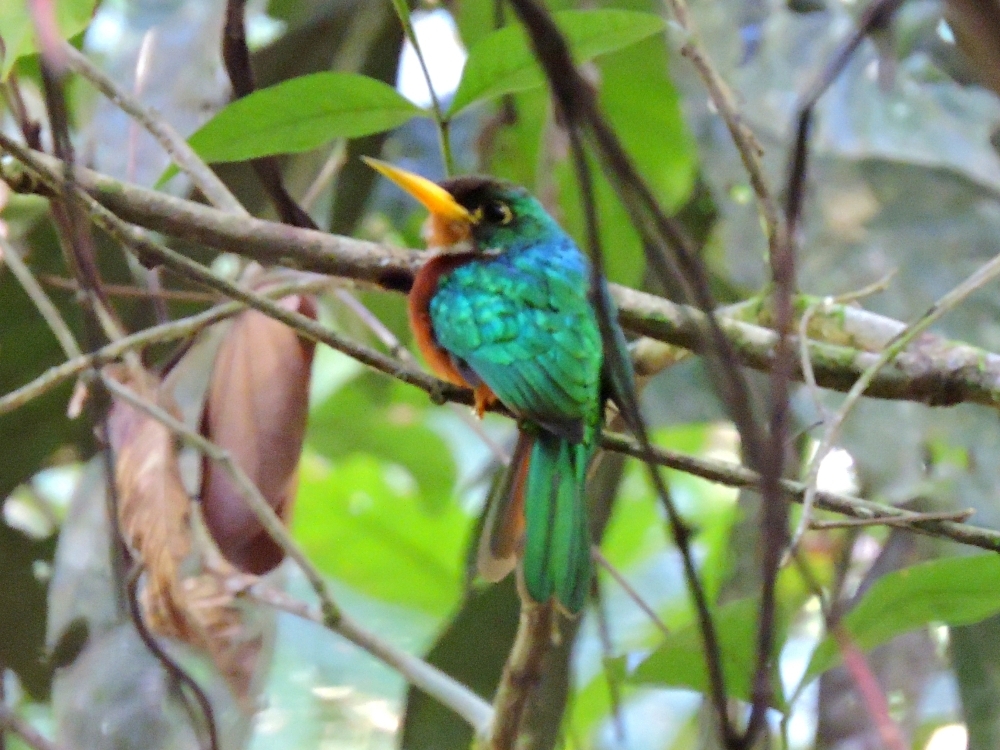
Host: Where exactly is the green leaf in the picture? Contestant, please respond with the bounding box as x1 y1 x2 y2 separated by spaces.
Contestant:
952 616 1000 750
804 554 1000 683
401 578 521 750
0 0 96 80
390 0 412 30
449 9 666 117
176 72 422 169
292 451 467 616
307 372 457 513
0 522 56 699
631 596 787 706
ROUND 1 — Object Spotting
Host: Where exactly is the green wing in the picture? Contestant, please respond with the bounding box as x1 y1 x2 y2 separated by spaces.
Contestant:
430 258 603 439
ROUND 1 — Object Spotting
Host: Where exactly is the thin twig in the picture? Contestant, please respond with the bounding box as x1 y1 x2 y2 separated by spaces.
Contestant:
0 705 62 750
125 567 218 750
389 0 454 175
592 547 669 637
60 43 246 217
41 275 218 302
0 236 82 358
808 509 974 530
0 73 42 150
301 141 348 212
590 573 627 744
240 584 493 737
660 0 779 247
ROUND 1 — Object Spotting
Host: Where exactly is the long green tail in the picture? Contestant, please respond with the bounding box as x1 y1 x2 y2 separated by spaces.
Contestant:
522 431 594 614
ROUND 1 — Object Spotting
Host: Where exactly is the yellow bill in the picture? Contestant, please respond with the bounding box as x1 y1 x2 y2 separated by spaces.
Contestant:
361 157 471 223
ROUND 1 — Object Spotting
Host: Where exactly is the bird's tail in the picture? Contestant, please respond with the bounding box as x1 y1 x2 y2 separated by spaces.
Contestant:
477 429 593 614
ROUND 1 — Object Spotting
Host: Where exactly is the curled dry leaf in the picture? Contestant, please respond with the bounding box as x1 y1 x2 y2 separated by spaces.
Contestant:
107 365 194 639
106 365 261 701
200 294 317 574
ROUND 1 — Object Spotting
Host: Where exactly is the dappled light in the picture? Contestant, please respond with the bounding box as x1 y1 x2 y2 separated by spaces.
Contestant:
4 1 1000 749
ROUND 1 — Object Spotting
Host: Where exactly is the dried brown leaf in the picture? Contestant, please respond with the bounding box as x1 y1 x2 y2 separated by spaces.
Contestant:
106 366 262 700
107 366 195 641
200 295 317 574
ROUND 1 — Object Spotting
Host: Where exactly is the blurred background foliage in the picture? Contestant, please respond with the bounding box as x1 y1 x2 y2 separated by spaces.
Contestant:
4 0 1000 748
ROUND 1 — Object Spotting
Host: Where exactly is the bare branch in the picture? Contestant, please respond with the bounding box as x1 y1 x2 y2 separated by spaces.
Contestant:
0 236 81 359
7 150 999 410
0 277 331 415
0 706 63 750
600 431 1000 553
592 547 669 636
242 584 493 737
490 603 554 750
60 43 246 216
660 0 779 245
808 509 974 530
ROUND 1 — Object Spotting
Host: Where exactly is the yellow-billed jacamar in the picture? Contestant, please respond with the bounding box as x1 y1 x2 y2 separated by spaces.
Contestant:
365 158 629 615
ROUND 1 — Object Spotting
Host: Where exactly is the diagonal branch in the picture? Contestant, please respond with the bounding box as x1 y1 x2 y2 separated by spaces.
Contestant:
0 277 331 415
7 134 1000 561
9 148 1000 410
102 373 494 737
60 43 246 216
0 705 63 750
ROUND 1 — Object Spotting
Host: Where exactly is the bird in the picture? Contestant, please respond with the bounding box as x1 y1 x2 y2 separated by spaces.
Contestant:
363 157 631 615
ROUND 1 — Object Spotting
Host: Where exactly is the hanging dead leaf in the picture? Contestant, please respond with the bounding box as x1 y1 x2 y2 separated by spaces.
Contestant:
200 294 317 574
107 365 195 641
106 365 262 701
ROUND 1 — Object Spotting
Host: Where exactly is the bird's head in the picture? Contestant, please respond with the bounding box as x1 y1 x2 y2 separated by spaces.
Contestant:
363 157 558 252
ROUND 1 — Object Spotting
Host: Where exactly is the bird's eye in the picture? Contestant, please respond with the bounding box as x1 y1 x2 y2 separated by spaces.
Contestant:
481 201 513 225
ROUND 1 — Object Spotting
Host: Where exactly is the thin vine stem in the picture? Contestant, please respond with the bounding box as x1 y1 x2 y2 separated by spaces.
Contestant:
389 0 455 176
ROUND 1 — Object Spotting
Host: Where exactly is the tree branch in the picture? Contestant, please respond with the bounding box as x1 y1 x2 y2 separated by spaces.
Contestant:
243 585 493 737
60 43 246 216
489 603 554 750
6 149 1000 411
0 705 62 750
103 373 494 737
600 431 1000 553
0 277 332 416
